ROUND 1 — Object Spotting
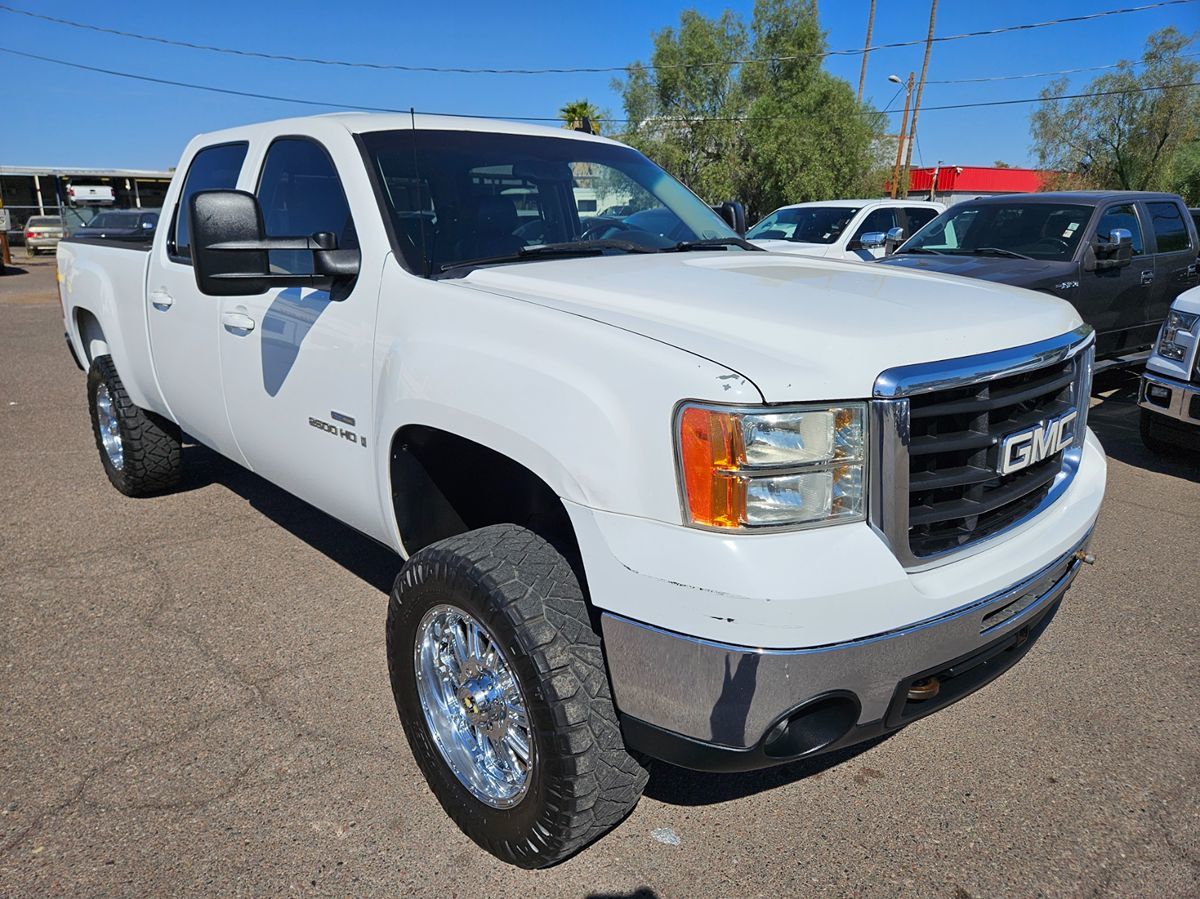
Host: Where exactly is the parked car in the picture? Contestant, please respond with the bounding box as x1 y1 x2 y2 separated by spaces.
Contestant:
58 113 1105 868
73 209 160 243
1139 284 1200 451
879 192 1200 362
747 199 944 260
24 215 65 255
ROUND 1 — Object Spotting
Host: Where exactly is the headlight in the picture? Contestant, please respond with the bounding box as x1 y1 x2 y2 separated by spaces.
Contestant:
676 402 867 530
1158 310 1199 361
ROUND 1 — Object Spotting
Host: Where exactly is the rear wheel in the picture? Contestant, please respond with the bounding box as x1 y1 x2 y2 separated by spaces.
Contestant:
386 524 647 868
87 355 183 496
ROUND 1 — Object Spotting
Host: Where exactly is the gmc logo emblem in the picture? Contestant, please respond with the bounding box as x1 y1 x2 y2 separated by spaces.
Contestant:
998 410 1078 476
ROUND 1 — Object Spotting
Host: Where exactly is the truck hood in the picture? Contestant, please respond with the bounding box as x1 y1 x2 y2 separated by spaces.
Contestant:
878 252 1072 285
749 240 832 257
456 252 1083 401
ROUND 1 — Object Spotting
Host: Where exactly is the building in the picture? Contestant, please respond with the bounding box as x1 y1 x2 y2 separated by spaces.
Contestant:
0 165 173 237
889 165 1050 205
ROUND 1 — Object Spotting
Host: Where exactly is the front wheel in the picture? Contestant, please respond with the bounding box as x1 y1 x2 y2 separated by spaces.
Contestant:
1139 407 1181 455
386 524 648 868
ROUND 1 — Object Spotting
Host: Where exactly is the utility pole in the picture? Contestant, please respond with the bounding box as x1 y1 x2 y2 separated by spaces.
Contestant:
856 0 877 103
890 73 914 199
900 0 938 198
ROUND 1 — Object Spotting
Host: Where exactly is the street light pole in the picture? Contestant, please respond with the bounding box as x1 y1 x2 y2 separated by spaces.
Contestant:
889 73 914 199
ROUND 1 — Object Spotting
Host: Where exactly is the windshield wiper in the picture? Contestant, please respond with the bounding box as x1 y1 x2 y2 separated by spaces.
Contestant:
972 246 1034 260
439 239 657 273
670 237 763 252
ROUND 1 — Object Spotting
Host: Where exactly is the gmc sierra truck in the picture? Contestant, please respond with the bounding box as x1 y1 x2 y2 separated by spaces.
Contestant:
58 114 1106 868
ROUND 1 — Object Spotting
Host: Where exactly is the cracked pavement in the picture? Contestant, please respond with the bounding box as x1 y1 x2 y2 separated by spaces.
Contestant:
1 256 1198 897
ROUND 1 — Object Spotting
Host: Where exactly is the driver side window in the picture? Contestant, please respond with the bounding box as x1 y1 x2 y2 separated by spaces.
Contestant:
256 138 357 275
1095 204 1144 256
853 207 896 242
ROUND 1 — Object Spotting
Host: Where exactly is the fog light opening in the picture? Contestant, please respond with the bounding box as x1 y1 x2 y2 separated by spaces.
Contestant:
762 693 860 759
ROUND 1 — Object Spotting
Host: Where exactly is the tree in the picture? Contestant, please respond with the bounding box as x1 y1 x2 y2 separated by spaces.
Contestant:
1030 28 1200 201
559 100 605 134
613 0 881 216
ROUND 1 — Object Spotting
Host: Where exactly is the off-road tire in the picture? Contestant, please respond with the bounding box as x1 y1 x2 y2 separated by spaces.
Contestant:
386 524 648 868
87 355 183 496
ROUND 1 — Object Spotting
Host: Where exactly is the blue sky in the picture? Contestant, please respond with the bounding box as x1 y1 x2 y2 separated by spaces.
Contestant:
2 1 1195 171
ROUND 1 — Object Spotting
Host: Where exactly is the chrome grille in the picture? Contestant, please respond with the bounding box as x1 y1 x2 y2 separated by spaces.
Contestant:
871 327 1094 569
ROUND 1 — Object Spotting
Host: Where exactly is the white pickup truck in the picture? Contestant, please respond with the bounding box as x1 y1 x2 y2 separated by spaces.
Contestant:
57 114 1105 868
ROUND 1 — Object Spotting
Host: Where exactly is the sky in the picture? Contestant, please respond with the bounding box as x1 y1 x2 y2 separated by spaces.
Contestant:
1 0 1196 172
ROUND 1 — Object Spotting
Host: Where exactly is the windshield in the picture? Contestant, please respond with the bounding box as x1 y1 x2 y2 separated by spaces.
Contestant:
901 202 1093 261
360 129 739 275
746 206 860 244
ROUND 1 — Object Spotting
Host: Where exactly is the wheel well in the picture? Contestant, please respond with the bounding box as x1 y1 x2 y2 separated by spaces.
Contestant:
390 425 587 591
75 309 109 364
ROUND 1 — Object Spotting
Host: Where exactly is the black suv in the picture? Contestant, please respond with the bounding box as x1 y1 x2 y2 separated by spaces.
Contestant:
879 192 1200 361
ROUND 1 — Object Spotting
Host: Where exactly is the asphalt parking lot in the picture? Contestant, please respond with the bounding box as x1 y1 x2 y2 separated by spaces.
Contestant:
1 256 1197 898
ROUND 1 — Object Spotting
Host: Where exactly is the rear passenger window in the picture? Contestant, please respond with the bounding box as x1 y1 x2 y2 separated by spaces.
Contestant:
1095 204 1144 256
256 138 357 275
904 207 939 233
171 142 248 261
1147 202 1191 253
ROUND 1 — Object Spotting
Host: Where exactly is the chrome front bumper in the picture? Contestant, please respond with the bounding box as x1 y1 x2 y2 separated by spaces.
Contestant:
1139 371 1200 425
605 535 1089 770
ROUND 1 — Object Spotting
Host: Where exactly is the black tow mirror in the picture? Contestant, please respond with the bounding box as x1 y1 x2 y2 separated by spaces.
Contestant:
712 200 747 236
1094 227 1133 271
189 190 360 298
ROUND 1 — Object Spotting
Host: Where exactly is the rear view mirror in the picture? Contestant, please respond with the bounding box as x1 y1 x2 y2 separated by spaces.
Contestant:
884 226 905 255
858 231 886 249
1095 227 1133 270
189 190 360 298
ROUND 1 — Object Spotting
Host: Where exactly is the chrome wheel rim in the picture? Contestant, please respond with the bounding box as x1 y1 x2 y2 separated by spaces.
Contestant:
95 383 124 470
414 604 535 808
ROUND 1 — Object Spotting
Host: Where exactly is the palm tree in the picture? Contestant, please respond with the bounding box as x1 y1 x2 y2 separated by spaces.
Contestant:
559 100 603 134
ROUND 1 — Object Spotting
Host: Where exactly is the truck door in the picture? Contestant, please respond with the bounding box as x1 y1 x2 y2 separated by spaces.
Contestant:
216 136 384 538
147 142 249 462
1085 202 1152 358
1146 200 1200 345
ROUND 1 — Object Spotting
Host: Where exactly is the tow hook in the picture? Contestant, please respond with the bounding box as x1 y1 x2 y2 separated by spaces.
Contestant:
1074 550 1096 565
907 677 940 702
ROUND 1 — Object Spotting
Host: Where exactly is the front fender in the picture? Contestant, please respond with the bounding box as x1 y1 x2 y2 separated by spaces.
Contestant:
370 262 763 550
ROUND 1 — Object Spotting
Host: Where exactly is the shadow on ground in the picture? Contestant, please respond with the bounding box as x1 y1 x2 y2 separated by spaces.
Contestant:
180 442 399 594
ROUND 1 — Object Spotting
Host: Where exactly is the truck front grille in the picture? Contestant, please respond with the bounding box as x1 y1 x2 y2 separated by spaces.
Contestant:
872 328 1094 568
906 356 1081 558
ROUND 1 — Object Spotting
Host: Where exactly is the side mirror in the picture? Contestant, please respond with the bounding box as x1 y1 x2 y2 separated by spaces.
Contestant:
858 231 886 250
189 190 360 297
713 201 747 236
1094 227 1133 270
884 226 905 255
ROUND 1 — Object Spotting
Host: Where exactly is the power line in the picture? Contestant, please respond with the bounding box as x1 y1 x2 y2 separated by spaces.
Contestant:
0 1 1194 75
0 46 1194 124
928 52 1200 84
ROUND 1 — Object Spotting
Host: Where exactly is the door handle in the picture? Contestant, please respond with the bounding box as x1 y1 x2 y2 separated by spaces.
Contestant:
149 289 174 311
1140 270 1154 285
221 311 256 333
